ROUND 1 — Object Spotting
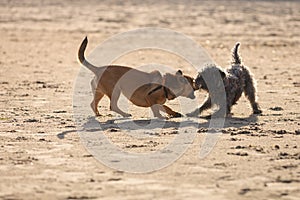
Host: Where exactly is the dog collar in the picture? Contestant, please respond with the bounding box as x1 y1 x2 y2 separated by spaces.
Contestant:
163 86 176 100
148 85 163 96
147 84 176 100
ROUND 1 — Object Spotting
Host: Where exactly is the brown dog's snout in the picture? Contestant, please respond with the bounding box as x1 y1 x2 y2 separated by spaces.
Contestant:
188 92 195 99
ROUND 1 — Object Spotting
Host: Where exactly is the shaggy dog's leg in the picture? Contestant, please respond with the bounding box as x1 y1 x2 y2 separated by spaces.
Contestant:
243 69 262 114
187 96 212 117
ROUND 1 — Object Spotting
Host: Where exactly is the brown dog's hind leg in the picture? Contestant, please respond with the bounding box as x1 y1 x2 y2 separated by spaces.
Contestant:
91 91 104 116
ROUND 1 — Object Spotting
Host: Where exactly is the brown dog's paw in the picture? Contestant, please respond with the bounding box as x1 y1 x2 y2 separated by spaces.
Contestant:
157 116 168 120
122 113 132 118
171 112 183 118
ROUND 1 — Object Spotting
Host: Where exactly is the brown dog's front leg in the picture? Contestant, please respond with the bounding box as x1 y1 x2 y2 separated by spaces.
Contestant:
150 105 165 119
110 89 132 117
110 103 132 118
162 105 182 118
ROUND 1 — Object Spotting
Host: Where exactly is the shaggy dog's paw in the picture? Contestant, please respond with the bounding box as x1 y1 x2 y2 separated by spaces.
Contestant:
253 109 262 114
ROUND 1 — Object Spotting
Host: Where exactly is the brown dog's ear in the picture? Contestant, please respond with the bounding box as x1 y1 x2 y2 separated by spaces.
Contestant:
184 75 198 90
176 70 183 76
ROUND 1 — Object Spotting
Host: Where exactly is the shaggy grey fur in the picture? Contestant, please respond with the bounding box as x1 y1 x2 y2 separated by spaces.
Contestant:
187 42 262 117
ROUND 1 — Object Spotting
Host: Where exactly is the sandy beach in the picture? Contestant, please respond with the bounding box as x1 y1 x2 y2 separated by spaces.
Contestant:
0 0 299 199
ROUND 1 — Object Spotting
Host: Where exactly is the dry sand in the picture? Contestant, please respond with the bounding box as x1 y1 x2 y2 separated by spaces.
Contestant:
0 0 299 199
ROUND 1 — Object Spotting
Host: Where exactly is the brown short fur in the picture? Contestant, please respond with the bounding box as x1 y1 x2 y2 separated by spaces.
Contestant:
78 37 197 118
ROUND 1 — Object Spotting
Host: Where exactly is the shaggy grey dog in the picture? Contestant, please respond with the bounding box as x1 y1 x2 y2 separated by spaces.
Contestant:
187 42 262 118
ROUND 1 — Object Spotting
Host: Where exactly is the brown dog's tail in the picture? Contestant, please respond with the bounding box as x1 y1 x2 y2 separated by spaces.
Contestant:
78 36 98 74
231 42 242 65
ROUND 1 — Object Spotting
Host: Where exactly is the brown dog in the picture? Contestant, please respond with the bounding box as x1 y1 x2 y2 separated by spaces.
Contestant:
78 37 196 118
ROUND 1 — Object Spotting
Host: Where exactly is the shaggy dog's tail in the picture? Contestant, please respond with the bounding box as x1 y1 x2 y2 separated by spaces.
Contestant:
78 36 98 74
231 42 242 65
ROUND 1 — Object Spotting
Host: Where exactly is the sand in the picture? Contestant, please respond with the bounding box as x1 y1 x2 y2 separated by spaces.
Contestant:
0 0 299 199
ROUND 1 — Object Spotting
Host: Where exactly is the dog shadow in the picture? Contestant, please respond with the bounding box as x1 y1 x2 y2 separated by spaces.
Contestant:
57 114 259 139
219 114 259 128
